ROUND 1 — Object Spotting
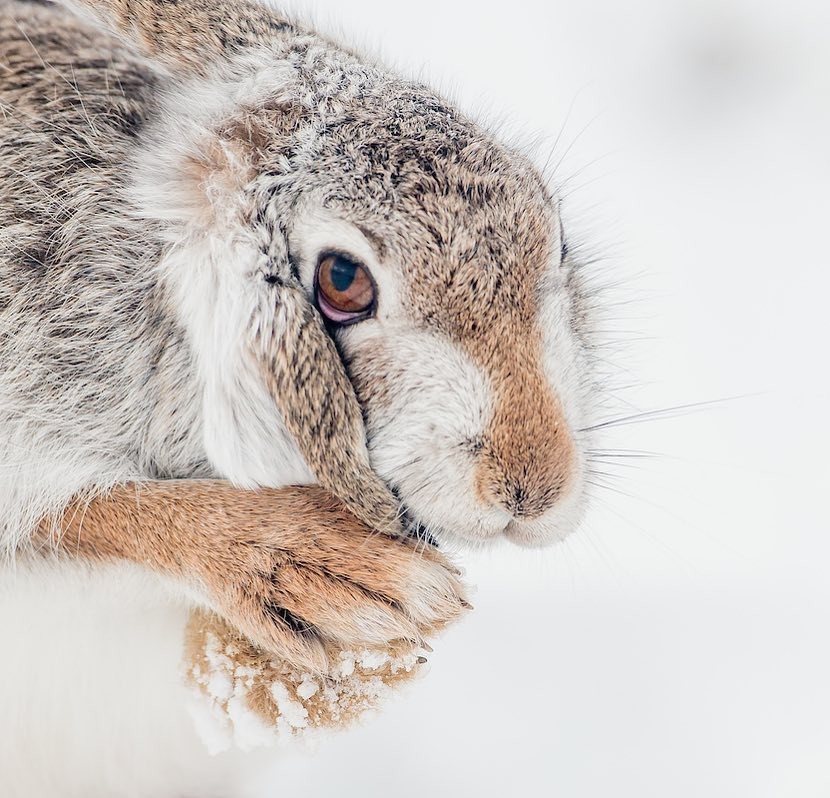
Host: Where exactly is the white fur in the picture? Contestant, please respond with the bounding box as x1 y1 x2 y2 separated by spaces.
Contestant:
362 330 509 541
0 560 283 798
158 233 314 488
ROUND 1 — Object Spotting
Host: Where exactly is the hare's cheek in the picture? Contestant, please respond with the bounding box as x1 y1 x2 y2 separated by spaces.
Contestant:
347 330 509 540
349 330 491 450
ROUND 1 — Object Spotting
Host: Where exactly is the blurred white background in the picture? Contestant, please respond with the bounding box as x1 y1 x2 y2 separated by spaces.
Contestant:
247 0 830 795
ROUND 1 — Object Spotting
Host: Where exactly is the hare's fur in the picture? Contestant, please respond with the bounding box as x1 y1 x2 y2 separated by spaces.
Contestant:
0 0 599 793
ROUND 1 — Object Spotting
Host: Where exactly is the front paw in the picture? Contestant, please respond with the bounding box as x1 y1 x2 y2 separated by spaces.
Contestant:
201 487 470 672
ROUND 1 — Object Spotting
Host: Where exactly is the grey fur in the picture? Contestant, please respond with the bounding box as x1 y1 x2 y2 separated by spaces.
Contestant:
0 1 214 549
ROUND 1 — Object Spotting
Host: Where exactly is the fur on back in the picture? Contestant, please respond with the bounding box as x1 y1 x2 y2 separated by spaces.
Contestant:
0 0 214 550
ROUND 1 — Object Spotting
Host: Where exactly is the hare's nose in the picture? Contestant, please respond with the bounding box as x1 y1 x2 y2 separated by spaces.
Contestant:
476 451 571 520
473 366 575 521
500 478 563 519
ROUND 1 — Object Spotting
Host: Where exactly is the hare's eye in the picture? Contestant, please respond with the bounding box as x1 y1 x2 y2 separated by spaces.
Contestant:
315 253 376 324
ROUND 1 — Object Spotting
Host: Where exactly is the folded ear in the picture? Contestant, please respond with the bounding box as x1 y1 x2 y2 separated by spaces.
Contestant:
249 282 403 536
57 0 294 75
84 4 401 535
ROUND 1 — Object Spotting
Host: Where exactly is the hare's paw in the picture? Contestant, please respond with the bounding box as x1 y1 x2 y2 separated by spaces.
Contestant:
207 499 469 673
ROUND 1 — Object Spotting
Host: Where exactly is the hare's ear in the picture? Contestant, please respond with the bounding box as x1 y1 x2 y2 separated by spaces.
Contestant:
249 280 403 537
58 0 292 75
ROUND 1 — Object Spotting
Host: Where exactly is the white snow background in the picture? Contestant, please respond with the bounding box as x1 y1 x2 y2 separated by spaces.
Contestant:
241 0 830 795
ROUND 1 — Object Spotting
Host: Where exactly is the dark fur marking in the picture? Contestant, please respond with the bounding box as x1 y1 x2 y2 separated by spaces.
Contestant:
264 601 317 637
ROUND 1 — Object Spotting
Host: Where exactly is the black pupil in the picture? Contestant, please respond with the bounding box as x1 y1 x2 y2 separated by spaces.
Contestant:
330 257 356 292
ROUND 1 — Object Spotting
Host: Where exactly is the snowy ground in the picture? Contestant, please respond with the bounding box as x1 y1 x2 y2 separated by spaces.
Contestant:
242 0 830 795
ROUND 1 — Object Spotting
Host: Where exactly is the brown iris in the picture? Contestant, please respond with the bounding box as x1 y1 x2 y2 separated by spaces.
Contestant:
315 253 376 324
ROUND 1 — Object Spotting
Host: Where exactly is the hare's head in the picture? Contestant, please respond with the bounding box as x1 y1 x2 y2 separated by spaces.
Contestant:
282 87 593 549
118 6 596 547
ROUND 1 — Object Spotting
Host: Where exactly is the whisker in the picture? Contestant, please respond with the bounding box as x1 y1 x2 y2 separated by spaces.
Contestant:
556 149 620 196
589 447 663 457
539 82 591 179
579 394 762 433
548 110 605 182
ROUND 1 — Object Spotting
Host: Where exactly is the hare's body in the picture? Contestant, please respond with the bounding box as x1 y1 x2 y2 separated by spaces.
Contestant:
0 13 230 786
0 2 211 546
0 560 263 797
0 7 456 791
1 0 598 794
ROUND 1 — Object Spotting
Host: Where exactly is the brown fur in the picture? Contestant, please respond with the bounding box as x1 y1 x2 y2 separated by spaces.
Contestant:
42 481 467 671
474 331 574 518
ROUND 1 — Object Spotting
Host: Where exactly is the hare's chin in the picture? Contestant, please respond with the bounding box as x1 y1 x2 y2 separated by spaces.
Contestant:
403 507 578 550
503 519 572 549
402 507 504 549
399 474 585 548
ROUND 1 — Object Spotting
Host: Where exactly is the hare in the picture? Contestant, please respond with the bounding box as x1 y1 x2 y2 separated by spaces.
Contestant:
0 0 598 794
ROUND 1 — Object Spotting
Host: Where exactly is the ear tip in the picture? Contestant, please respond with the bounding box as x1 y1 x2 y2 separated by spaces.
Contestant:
345 475 405 537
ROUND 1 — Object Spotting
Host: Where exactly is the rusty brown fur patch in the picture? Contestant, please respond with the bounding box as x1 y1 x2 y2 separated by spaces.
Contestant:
473 328 574 518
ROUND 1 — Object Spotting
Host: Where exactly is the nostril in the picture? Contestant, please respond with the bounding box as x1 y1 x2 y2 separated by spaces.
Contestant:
495 481 527 518
497 477 566 520
510 484 527 516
